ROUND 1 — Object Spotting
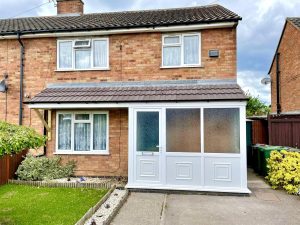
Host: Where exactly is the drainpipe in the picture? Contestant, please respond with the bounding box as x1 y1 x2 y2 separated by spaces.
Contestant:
17 33 25 125
276 52 281 115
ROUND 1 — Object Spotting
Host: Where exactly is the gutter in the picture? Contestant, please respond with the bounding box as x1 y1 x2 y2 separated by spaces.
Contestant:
17 33 24 125
0 22 238 39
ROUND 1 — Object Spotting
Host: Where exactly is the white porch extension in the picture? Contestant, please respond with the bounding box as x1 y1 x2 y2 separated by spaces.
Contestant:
127 102 250 194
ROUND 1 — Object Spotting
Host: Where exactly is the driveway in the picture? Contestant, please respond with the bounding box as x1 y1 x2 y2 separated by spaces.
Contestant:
111 170 300 225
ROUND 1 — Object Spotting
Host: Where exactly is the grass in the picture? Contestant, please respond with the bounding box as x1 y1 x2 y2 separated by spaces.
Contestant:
0 184 108 225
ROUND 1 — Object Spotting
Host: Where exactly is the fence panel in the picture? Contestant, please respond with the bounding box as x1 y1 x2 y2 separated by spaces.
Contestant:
0 150 27 185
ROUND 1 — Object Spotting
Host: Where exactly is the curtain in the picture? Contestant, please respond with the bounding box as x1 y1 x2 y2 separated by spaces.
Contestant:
93 114 107 150
59 41 72 69
74 123 91 151
75 49 91 69
163 46 181 66
93 40 108 68
58 114 72 150
184 35 199 65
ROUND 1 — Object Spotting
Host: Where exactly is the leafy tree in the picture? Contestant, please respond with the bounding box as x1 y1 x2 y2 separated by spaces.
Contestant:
246 93 270 117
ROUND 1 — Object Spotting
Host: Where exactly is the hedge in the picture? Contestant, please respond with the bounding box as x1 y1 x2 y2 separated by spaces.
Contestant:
0 121 46 156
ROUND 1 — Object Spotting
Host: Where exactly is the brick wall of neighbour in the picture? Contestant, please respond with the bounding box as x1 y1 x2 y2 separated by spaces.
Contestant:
0 28 237 176
270 21 300 113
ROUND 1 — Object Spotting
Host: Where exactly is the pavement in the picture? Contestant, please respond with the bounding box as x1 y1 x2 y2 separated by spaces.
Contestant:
111 169 300 225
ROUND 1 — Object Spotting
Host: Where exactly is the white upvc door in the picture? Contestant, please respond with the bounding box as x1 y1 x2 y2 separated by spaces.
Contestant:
133 109 162 184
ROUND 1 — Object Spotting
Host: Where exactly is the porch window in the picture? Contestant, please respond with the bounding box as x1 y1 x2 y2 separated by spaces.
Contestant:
204 108 240 153
57 38 109 70
56 111 109 154
162 33 200 67
166 109 200 152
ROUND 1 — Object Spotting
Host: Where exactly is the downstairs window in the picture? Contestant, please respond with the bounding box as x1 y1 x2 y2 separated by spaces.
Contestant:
56 112 109 154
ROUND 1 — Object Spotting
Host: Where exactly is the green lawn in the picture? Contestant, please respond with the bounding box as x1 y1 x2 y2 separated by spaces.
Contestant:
0 184 108 225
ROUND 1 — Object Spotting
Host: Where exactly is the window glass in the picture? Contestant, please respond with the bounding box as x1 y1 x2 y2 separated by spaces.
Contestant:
75 114 90 120
164 36 180 44
93 40 108 68
74 123 91 151
166 109 200 152
163 46 181 66
58 114 72 150
93 114 107 150
75 49 91 69
136 112 159 152
59 41 72 69
204 108 240 153
184 35 199 65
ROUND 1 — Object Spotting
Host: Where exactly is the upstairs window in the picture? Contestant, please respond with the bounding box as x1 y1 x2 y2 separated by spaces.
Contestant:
162 33 200 67
57 38 109 70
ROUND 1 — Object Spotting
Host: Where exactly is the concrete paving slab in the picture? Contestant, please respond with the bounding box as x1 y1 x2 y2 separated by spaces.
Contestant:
111 192 165 225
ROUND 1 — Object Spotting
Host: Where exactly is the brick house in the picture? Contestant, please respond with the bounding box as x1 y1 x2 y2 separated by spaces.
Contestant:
268 18 300 114
267 18 300 147
0 0 249 193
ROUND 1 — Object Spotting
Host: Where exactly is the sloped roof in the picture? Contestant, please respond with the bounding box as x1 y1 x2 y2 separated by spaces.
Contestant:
0 4 241 35
27 80 247 104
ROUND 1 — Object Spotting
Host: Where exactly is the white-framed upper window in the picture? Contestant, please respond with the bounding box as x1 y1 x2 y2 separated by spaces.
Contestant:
57 38 109 70
162 33 201 68
56 111 109 155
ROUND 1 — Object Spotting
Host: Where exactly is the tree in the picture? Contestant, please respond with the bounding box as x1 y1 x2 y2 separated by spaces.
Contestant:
246 93 270 117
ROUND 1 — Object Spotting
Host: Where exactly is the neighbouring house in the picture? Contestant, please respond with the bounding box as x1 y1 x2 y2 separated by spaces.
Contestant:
0 0 249 193
267 18 300 148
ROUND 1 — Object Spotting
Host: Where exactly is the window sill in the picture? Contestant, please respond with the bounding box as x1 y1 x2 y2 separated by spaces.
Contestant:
55 68 110 72
54 151 110 155
160 65 203 69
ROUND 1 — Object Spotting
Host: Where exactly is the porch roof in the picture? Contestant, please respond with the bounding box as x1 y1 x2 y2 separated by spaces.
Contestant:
26 80 247 104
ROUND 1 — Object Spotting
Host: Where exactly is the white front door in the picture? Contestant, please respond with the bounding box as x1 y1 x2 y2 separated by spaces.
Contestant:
134 109 162 184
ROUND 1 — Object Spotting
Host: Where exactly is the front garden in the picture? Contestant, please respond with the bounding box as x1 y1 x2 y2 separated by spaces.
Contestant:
0 184 107 225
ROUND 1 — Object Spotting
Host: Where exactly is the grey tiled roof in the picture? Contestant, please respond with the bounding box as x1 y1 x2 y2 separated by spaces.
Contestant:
288 17 300 29
27 80 247 104
0 4 241 35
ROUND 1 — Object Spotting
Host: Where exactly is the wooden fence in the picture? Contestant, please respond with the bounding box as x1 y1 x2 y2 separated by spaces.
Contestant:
269 114 300 148
0 150 27 185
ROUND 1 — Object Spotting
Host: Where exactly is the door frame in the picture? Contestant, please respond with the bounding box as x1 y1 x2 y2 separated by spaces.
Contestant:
132 108 164 185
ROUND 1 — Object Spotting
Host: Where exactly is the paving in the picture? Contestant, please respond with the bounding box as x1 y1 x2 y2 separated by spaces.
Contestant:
111 170 300 225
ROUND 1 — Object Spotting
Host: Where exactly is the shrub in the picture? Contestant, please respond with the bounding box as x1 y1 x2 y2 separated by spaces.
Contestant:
266 150 300 195
16 155 76 181
0 121 46 156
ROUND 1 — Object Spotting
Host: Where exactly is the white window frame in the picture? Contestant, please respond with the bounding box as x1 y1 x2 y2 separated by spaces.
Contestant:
57 38 109 71
161 33 201 68
55 111 109 155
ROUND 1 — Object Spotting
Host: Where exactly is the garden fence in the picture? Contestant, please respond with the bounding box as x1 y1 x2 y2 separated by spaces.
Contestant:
0 150 27 185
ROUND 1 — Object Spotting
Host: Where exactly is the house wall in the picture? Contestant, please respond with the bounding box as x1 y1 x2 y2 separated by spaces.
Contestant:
0 27 237 176
270 21 300 113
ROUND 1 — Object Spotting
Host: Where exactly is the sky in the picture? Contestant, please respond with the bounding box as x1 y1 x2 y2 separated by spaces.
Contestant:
1 0 300 104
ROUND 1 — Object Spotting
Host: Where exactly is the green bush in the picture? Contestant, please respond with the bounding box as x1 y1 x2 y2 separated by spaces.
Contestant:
16 155 76 181
0 121 46 156
266 150 300 195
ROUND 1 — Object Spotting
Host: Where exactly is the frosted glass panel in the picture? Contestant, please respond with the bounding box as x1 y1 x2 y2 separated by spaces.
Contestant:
58 114 72 150
74 123 91 151
166 109 200 152
93 114 107 150
204 108 240 153
137 112 159 152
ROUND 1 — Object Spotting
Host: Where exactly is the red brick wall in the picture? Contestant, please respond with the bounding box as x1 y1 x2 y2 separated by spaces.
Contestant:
0 28 237 176
270 21 300 113
57 0 84 15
